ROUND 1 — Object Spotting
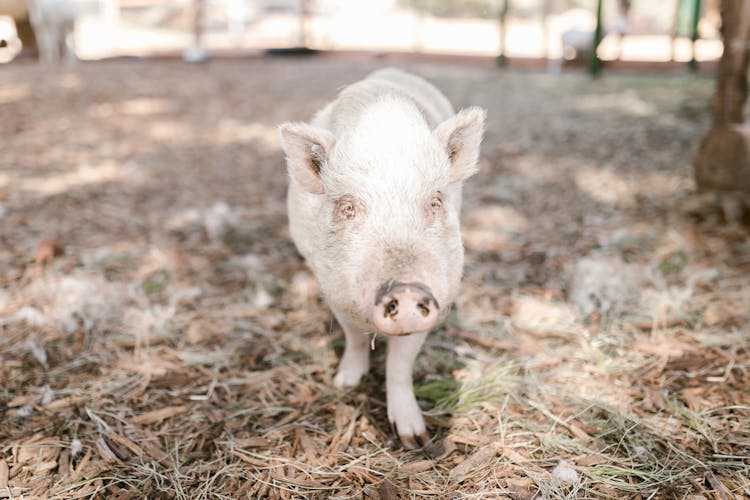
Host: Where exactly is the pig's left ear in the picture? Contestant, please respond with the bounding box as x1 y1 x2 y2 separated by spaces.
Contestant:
434 107 486 183
278 122 334 194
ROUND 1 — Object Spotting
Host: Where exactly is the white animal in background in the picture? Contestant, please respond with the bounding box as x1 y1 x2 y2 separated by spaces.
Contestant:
561 27 599 62
280 68 485 449
0 15 22 63
28 0 78 63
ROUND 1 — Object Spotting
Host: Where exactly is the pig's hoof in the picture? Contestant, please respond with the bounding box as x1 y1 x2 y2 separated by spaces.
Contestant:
399 431 434 451
333 368 366 388
391 422 433 451
389 406 428 449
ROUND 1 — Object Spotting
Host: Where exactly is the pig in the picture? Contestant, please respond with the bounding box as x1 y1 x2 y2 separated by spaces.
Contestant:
279 68 485 449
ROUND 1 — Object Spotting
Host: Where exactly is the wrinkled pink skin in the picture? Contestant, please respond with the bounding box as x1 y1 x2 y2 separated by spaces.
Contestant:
280 69 485 449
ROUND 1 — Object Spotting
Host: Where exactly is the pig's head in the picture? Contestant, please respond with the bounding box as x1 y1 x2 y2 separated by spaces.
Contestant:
280 97 485 336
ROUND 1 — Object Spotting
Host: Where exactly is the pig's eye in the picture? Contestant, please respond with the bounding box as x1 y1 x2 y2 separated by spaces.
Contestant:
334 196 358 222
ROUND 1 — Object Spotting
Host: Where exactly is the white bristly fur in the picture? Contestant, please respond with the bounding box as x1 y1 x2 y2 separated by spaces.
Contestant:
280 68 485 445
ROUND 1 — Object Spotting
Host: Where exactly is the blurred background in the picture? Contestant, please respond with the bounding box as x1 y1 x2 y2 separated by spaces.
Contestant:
0 0 723 69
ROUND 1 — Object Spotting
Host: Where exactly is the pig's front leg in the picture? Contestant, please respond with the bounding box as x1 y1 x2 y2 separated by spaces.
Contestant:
386 332 428 449
332 313 371 388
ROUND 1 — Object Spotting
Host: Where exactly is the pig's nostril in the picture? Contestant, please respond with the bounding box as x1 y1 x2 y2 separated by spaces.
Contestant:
417 302 430 317
384 299 399 318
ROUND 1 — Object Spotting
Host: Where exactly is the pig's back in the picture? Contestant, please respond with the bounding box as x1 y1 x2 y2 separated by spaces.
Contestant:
364 69 454 126
312 69 454 133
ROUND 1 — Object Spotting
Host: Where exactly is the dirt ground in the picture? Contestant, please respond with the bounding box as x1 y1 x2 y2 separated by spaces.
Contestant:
1 56 748 499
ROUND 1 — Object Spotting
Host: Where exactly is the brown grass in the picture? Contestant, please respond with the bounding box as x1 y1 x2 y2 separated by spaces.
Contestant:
1 57 749 498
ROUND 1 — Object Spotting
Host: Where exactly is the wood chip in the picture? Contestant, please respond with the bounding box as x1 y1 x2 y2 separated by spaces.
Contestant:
72 448 92 479
706 472 730 500
450 432 482 446
234 437 270 449
106 434 143 459
96 437 122 463
231 449 268 467
0 459 8 489
506 477 536 500
35 238 63 265
567 421 593 441
401 459 435 473
44 395 87 412
295 427 319 463
115 335 171 348
58 449 71 478
0 488 25 499
325 404 357 456
131 405 189 425
575 454 609 467
33 459 59 474
377 480 399 500
7 395 36 408
449 445 499 482
456 330 515 351
632 316 687 330
272 472 330 488
333 412 357 454
499 446 528 464
140 439 167 462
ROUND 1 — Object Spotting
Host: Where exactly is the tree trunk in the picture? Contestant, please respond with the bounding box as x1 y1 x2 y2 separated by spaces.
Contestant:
15 17 38 58
694 0 750 193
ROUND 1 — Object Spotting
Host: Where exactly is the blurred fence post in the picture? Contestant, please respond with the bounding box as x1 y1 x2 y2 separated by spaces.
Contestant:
497 0 508 67
298 0 309 47
15 17 38 58
541 0 550 61
670 0 681 62
688 0 702 72
184 0 207 62
102 0 120 55
589 0 603 76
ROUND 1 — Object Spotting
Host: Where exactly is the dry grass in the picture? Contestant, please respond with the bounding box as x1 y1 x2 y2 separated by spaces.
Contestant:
1 57 749 499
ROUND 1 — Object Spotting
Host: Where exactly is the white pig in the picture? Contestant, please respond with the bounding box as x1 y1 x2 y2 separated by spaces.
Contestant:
28 0 77 64
279 68 485 449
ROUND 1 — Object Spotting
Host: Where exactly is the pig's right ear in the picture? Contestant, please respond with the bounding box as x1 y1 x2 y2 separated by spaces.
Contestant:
278 122 334 195
434 107 486 183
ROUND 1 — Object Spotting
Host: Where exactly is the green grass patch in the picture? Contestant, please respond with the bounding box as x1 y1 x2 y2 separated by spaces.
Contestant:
417 363 520 415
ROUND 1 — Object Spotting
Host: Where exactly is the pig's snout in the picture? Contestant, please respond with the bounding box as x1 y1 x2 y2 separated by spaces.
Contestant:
371 281 440 336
